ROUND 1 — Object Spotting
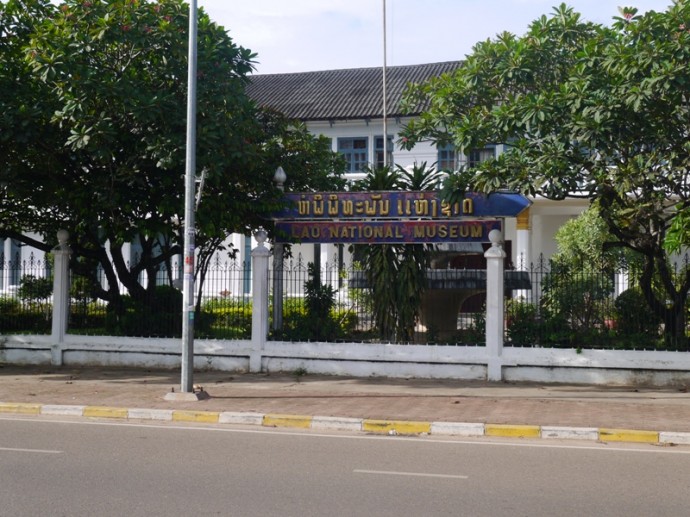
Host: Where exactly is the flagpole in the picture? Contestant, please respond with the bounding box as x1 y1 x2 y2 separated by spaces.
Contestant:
382 0 388 168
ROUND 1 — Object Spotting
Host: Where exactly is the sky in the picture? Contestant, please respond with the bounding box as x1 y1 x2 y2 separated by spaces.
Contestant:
197 0 673 75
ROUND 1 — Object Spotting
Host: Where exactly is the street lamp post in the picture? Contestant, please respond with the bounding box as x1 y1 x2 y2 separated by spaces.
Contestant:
272 167 286 333
179 0 199 397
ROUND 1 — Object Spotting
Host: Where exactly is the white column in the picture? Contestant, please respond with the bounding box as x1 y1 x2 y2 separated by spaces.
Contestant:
250 228 271 373
50 230 71 366
2 238 14 290
485 230 506 382
515 208 531 300
515 208 531 270
1 239 8 290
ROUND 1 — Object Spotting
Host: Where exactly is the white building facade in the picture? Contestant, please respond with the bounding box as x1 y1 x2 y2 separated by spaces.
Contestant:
246 62 588 275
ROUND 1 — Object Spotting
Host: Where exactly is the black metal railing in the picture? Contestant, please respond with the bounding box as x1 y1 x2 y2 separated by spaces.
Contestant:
2 250 688 350
0 253 53 335
506 254 682 350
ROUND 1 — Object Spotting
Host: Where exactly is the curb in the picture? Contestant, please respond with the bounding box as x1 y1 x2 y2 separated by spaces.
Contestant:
2 401 690 445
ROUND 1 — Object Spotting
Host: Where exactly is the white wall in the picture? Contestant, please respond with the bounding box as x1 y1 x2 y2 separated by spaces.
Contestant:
4 334 690 387
530 198 588 263
308 117 439 173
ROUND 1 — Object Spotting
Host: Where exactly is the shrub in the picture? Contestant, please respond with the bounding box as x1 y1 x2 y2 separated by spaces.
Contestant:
70 301 107 330
204 302 252 338
0 298 21 314
615 288 661 336
506 299 540 347
453 310 485 345
105 285 184 337
538 313 576 347
18 275 53 303
541 267 613 330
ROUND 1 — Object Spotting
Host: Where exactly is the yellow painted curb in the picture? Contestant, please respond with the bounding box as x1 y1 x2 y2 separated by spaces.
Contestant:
83 406 128 419
599 428 659 443
485 424 541 438
172 410 220 424
263 414 312 429
0 402 42 415
362 419 431 435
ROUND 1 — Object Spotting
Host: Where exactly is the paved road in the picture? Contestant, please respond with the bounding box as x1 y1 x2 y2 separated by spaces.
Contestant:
2 416 690 516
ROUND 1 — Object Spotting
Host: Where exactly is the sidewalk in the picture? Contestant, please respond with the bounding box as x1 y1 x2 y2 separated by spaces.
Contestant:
1 365 689 443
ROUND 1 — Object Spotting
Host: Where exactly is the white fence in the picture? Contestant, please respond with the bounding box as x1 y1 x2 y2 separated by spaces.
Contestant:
2 230 690 387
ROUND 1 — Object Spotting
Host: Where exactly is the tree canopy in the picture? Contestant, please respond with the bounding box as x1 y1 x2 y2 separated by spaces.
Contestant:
400 2 690 346
0 0 344 307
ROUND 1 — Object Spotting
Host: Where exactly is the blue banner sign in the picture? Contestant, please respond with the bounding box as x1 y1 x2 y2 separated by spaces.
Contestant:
275 219 502 244
274 191 530 220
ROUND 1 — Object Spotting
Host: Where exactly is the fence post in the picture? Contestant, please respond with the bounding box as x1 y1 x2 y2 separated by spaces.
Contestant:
50 230 71 366
250 228 270 373
485 229 506 381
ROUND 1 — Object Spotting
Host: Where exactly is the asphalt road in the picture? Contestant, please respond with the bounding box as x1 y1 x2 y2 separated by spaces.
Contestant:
2 416 689 516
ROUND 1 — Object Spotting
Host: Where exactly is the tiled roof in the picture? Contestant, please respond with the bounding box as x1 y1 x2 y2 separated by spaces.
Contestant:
246 61 463 121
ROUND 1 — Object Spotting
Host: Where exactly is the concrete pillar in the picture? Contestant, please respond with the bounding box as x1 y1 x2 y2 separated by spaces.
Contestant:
50 230 71 366
485 230 506 382
515 207 531 270
515 208 531 300
250 228 271 373
2 238 18 289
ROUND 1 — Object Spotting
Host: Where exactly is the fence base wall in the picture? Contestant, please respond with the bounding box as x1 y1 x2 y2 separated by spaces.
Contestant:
2 335 690 387
503 366 690 386
262 357 487 380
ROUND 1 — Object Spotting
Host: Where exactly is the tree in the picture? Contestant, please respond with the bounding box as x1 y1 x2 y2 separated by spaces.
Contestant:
541 207 618 336
353 163 442 342
400 3 690 348
0 0 344 315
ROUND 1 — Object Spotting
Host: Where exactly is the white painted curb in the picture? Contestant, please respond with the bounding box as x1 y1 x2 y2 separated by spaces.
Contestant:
219 411 265 426
311 416 363 432
41 404 86 416
541 426 599 441
431 422 485 436
128 408 174 421
659 431 690 445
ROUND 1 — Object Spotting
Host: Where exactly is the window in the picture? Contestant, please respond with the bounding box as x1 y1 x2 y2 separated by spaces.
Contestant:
437 143 457 171
338 137 368 172
439 144 496 170
466 146 495 168
375 135 394 168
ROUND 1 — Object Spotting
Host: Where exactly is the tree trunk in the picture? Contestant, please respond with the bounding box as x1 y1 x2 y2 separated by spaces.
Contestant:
662 300 688 350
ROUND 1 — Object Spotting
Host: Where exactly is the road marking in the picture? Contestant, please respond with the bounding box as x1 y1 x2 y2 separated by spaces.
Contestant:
354 469 468 479
0 447 63 454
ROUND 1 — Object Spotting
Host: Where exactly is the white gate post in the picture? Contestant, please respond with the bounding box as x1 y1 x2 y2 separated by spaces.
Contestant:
50 230 71 366
250 228 270 373
485 229 506 381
